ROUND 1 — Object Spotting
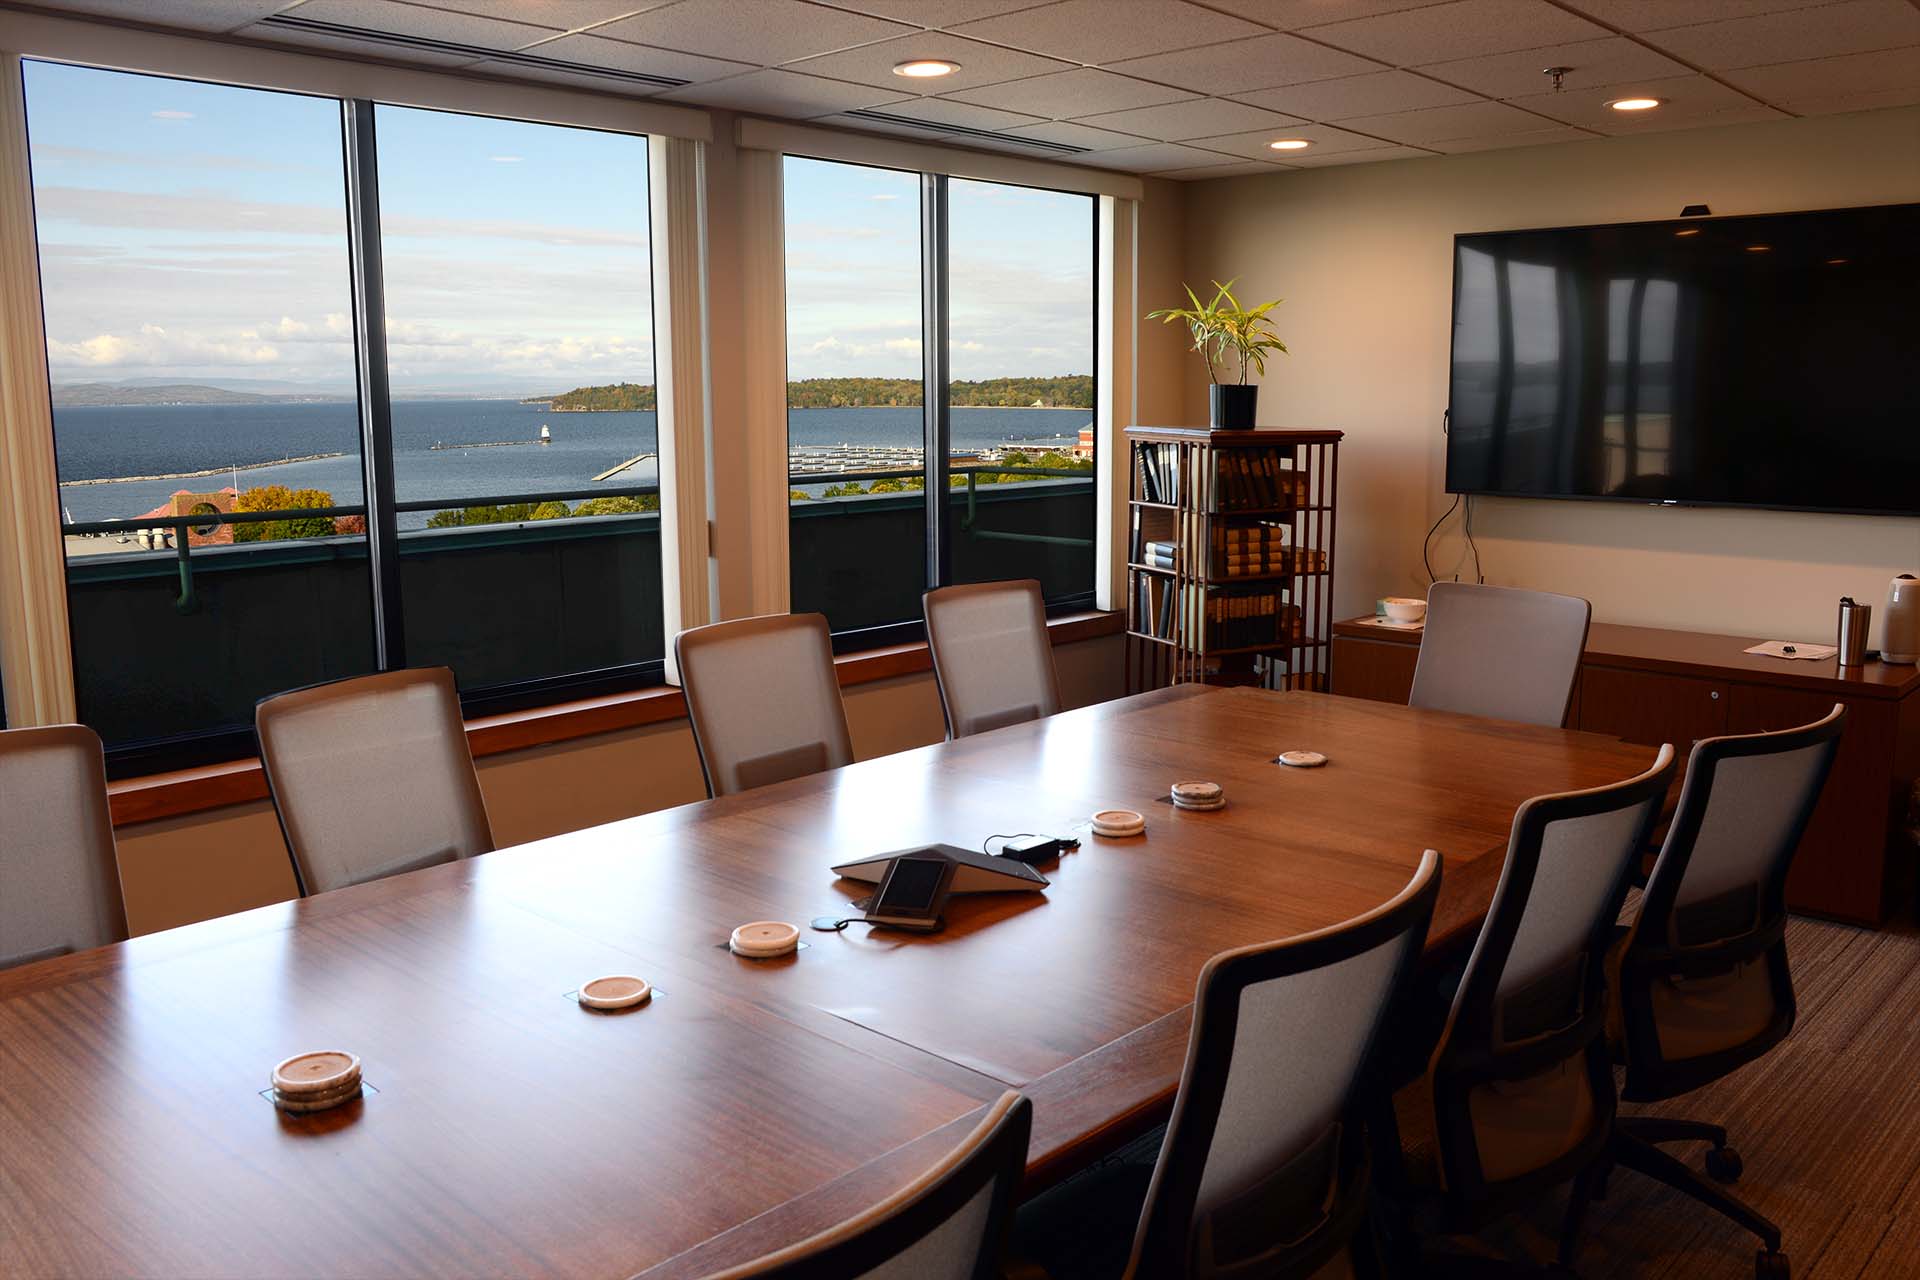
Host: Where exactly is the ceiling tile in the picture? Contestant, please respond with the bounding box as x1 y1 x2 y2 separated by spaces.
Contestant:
1509 74 1781 133
517 33 757 82
1424 124 1596 151
1104 32 1385 94
1301 0 1609 64
655 68 898 115
31 0 294 31
861 96 1046 130
1154 160 1295 178
1001 119 1155 149
1420 37 1687 99
950 0 1271 65
1188 120 1397 158
814 0 1057 23
943 67 1196 116
1726 45 1920 113
1554 0 1843 33
239 19 486 63
1282 142 1434 164
1195 0 1473 27
1233 69 1478 118
421 1 677 29
1074 97 1302 140
277 0 561 49
1649 0 1920 71
1339 97 1557 142
594 0 914 64
785 33 1072 93
1070 141 1244 170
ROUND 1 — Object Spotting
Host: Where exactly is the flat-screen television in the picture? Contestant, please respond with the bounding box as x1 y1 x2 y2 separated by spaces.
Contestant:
1445 203 1920 516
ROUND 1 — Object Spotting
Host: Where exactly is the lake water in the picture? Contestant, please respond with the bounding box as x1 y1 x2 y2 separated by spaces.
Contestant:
54 400 1092 529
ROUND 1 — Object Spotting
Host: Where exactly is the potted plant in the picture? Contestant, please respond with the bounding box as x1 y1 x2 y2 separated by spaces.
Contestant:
1147 280 1288 429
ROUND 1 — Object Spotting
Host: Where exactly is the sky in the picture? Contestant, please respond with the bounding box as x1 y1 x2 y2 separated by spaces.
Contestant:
23 60 1092 397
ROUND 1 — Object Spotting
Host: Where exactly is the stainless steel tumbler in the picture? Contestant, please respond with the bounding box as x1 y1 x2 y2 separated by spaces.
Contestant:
1838 596 1872 666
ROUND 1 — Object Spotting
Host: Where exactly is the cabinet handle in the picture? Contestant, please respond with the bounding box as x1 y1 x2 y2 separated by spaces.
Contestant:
1710 691 1720 700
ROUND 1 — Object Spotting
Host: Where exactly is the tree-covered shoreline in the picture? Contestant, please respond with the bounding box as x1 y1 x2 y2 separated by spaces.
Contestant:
528 375 1093 413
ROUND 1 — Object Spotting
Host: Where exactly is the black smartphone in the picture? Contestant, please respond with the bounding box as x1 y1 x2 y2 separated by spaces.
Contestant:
863 855 954 931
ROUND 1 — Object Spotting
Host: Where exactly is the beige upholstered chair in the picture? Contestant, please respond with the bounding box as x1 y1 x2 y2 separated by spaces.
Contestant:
1126 850 1443 1280
704 1090 1030 1280
1606 704 1844 1277
1378 745 1677 1272
675 613 854 798
1408 582 1591 727
256 667 493 896
923 580 1062 739
0 725 128 970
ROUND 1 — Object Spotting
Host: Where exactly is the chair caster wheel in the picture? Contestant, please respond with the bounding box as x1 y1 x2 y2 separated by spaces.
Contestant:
1706 1146 1744 1183
1755 1248 1789 1278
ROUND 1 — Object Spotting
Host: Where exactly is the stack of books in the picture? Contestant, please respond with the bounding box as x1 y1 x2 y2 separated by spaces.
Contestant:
1190 590 1303 652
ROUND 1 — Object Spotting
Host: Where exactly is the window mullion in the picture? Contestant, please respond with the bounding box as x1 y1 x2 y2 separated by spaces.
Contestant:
341 99 405 669
921 171 951 592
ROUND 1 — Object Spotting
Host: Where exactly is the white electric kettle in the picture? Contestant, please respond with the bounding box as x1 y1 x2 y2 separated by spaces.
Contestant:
1884 574 1920 665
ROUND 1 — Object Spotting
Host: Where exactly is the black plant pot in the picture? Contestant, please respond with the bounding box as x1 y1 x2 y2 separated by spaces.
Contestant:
1210 383 1257 429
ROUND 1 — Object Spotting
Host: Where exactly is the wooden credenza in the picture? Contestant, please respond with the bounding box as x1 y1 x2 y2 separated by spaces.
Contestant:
1332 617 1920 925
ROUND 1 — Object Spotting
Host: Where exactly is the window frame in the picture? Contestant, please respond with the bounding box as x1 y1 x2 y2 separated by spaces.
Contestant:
783 156 1102 654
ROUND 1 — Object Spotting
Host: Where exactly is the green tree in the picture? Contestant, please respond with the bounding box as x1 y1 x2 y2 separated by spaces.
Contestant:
530 501 571 520
574 495 660 516
233 484 337 542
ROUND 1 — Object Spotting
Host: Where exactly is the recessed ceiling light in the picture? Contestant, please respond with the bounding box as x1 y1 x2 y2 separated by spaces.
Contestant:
893 59 959 78
1674 228 1701 237
1607 96 1661 111
1746 244 1772 253
1828 257 1849 265
1268 138 1312 151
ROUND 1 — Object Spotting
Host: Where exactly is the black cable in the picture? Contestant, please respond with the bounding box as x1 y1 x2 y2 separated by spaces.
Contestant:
1422 494 1461 584
1464 495 1484 584
982 833 1038 856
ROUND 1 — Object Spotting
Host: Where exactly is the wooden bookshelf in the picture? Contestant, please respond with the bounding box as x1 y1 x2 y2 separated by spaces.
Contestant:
1124 426 1341 693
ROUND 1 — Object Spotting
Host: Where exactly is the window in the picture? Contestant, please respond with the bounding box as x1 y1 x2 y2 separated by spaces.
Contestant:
782 157 1096 646
22 62 663 772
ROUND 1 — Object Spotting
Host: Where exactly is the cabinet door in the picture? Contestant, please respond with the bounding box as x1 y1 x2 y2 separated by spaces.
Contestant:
1331 637 1418 704
1724 685 1897 924
1577 665 1728 750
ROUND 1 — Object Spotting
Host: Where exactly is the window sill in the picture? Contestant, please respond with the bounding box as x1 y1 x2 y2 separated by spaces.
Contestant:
106 609 1125 828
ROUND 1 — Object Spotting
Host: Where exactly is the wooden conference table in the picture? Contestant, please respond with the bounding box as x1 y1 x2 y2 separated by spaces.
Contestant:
0 686 1656 1279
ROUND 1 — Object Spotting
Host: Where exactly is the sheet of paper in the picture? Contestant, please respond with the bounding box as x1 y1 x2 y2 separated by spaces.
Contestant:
1356 616 1425 631
1744 641 1837 661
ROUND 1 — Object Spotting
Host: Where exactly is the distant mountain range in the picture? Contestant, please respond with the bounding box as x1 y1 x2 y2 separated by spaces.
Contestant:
53 382 301 407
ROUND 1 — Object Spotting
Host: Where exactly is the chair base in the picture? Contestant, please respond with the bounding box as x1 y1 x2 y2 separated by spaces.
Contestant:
1608 1115 1786 1270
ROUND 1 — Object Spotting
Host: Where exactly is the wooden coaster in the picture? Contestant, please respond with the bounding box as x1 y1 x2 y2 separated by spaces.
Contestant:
1091 808 1146 838
579 975 651 1010
272 1051 361 1096
1172 796 1227 811
1277 751 1328 769
1171 780 1224 805
272 1083 363 1114
730 921 800 957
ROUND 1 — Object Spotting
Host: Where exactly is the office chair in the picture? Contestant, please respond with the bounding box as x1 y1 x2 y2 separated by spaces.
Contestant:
1128 850 1444 1279
923 580 1062 739
1606 705 1844 1280
0 724 129 969
1409 583 1591 727
703 1091 1031 1280
256 667 494 896
675 612 854 797
1377 745 1676 1273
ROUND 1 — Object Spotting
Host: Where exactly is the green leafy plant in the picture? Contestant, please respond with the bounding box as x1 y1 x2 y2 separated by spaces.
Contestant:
1147 279 1288 385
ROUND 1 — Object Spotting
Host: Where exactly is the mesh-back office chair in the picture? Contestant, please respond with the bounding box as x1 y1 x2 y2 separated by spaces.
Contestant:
924 580 1062 739
1128 851 1443 1280
0 725 128 970
256 667 493 896
704 1091 1031 1280
1381 746 1676 1271
1607 706 1844 1279
676 613 854 798
1409 583 1591 727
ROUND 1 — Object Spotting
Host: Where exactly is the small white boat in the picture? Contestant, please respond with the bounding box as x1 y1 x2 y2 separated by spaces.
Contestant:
539 424 552 444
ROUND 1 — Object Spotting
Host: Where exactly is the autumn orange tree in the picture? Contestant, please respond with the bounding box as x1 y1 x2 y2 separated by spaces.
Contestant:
233 485 338 542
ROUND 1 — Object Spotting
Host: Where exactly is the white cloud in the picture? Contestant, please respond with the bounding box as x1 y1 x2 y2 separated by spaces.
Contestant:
884 337 922 354
491 155 523 163
150 110 194 121
49 322 281 368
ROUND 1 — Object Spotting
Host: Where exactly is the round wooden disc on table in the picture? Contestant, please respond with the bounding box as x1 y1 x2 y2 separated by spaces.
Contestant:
1277 751 1328 768
731 921 800 957
272 1050 360 1096
1091 808 1146 838
579 975 652 1010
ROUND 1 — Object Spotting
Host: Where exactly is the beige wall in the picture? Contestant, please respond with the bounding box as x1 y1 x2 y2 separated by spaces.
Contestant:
1181 106 1920 641
114 634 1123 936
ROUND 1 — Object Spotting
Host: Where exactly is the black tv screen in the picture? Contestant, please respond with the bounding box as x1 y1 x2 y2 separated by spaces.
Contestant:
1446 203 1920 516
